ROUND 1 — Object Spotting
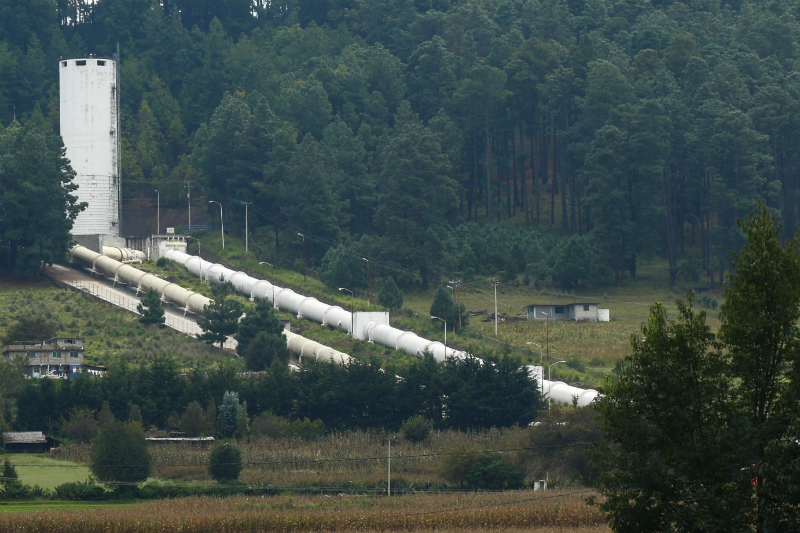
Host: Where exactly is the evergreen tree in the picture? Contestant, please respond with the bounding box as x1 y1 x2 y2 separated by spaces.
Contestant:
137 288 165 325
318 242 366 291
377 276 403 310
234 299 285 356
208 444 242 482
0 122 84 277
244 331 290 372
218 390 243 438
90 421 151 488
429 285 453 328
718 203 800 530
179 401 208 437
198 281 243 348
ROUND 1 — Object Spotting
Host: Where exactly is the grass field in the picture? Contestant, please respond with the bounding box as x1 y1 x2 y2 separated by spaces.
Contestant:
192 232 724 388
0 276 233 370
0 490 609 532
57 428 546 487
3 454 90 490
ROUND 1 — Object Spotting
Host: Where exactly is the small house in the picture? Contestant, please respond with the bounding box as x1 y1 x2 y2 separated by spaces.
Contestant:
526 303 608 322
2 431 59 453
2 338 85 379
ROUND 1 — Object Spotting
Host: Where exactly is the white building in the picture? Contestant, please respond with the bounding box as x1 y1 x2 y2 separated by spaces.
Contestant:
59 57 120 239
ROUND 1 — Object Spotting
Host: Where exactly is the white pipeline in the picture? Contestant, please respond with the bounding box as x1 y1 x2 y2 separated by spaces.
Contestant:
162 250 600 406
68 245 354 364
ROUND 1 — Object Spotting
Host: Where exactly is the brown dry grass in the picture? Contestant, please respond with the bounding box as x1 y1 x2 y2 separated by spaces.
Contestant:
0 491 609 532
57 428 532 486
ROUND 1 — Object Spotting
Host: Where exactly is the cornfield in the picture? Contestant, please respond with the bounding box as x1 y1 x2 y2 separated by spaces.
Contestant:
0 491 609 532
56 428 530 486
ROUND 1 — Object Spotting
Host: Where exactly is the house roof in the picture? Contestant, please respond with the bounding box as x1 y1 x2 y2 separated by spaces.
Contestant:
526 302 599 308
3 432 47 444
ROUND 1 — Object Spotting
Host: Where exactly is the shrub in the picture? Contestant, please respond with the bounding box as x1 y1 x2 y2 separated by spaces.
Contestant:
284 418 325 441
465 459 526 490
60 406 99 443
400 415 433 442
54 481 109 501
208 444 242 482
435 444 485 485
0 482 45 500
155 257 171 268
251 412 285 439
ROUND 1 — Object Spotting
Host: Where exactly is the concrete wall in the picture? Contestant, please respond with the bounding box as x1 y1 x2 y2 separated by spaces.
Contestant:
573 303 598 322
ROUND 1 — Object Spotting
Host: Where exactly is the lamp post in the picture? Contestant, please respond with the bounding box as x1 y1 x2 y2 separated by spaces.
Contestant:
448 279 461 332
547 360 567 410
186 236 202 282
209 201 224 249
339 288 354 336
297 233 306 281
154 189 160 235
431 315 447 356
362 258 370 307
259 262 276 307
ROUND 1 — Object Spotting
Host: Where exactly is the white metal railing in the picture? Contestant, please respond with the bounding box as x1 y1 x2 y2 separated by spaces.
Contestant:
63 279 236 350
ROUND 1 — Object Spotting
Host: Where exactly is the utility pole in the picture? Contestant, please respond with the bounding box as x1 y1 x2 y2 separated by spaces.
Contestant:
493 280 499 337
387 437 391 497
298 233 306 281
154 189 160 235
184 181 194 229
449 279 461 331
362 258 370 307
241 202 252 253
209 201 224 249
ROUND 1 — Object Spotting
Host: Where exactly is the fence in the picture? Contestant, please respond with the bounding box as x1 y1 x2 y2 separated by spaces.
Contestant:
63 279 237 350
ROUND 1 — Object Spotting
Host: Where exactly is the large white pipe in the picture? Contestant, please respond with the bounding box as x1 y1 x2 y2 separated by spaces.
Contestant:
70 245 211 314
163 250 602 405
71 246 355 364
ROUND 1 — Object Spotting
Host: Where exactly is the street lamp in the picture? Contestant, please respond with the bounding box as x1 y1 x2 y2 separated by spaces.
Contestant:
339 288 354 336
431 315 447 356
297 233 306 281
208 200 224 249
547 360 567 410
185 236 202 282
259 262 276 307
362 258 370 307
154 189 160 235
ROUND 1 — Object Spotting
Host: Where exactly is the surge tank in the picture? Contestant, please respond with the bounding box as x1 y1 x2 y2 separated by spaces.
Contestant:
60 57 120 236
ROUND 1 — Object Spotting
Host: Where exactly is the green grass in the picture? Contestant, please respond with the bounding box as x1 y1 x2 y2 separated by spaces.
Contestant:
0 277 237 370
3 454 90 490
0 500 141 512
190 232 724 388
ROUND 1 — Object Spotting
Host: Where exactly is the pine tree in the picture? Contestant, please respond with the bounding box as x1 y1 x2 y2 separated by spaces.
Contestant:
137 288 165 325
218 391 243 438
198 281 243 348
429 285 453 328
378 276 403 310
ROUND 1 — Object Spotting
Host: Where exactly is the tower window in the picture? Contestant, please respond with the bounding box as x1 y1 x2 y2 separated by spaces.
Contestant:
97 60 106 66
61 61 67 67
76 60 86 66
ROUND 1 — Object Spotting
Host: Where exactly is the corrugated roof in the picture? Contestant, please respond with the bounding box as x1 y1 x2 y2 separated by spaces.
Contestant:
526 302 599 307
3 432 47 444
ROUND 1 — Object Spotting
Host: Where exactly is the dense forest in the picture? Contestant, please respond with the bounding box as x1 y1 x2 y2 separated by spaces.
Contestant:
1 0 798 286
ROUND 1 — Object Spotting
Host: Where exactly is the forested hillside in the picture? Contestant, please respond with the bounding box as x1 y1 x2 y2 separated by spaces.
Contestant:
1 0 797 286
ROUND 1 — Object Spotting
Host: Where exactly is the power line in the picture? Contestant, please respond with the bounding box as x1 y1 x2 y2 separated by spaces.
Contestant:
10 441 598 469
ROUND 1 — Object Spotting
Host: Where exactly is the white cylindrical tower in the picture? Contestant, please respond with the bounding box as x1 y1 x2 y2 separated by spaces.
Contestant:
60 57 120 236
